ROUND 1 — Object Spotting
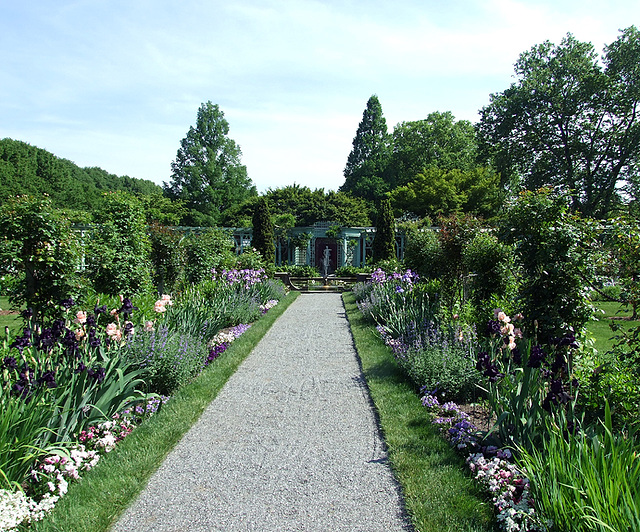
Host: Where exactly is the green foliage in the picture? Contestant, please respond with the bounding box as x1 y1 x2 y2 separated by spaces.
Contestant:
0 195 84 323
229 185 373 227
517 404 640 532
277 264 319 277
462 230 516 320
437 214 481 311
0 138 164 213
164 101 257 226
499 189 594 340
0 387 59 490
181 228 236 286
478 27 640 218
334 265 371 277
340 95 391 202
386 112 478 189
573 350 640 429
604 216 640 319
403 229 444 280
389 167 502 220
372 198 395 263
251 197 275 264
148 224 185 295
85 192 153 296
139 193 188 226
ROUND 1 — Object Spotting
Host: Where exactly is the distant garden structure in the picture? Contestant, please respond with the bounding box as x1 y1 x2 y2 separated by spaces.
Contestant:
230 221 408 273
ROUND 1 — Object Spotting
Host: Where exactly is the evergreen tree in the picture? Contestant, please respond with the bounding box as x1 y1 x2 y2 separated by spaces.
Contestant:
164 102 257 226
340 95 391 202
372 198 395 263
251 197 275 264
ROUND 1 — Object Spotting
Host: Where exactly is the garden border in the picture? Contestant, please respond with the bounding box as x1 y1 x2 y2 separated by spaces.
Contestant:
30 291 300 532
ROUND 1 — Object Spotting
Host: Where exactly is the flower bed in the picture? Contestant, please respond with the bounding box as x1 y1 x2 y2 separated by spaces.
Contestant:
0 269 285 531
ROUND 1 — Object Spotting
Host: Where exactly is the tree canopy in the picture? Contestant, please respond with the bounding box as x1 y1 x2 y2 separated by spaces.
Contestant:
221 185 372 228
478 26 640 218
0 138 163 214
164 101 257 226
387 112 478 189
388 167 502 220
340 95 391 202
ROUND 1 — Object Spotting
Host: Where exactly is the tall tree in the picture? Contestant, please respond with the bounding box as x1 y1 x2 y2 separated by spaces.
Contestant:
164 102 257 226
251 197 275 264
340 95 391 202
478 27 640 218
387 112 478 188
372 198 395 263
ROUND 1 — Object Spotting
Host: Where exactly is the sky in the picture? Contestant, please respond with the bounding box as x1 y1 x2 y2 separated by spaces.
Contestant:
1 0 639 193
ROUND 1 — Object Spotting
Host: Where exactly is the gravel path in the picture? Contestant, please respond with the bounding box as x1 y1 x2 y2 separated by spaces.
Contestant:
111 293 412 532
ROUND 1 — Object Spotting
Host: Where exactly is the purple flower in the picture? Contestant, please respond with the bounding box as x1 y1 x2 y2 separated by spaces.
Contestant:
87 366 106 383
60 297 76 310
38 370 57 389
3 356 17 370
118 298 137 318
10 328 32 354
527 344 546 368
486 320 501 336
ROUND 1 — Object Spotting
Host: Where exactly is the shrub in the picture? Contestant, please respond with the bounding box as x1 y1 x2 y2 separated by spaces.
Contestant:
334 265 371 277
379 321 482 402
277 264 319 277
403 229 443 280
0 195 84 324
85 192 153 296
148 224 185 295
499 189 595 341
182 228 236 286
251 197 275 265
122 326 207 395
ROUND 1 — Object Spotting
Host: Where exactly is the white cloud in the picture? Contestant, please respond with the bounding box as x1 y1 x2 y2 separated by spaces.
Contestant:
2 0 639 193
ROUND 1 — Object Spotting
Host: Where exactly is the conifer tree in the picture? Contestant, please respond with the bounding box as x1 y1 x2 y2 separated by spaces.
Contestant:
340 95 391 202
251 197 275 264
372 198 395 263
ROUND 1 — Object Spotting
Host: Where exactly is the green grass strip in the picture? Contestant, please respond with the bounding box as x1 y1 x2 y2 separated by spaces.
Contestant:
31 291 299 532
343 292 496 532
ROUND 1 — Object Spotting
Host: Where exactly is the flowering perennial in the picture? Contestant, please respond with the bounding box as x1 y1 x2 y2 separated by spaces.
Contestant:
212 268 267 288
205 323 252 365
420 390 544 531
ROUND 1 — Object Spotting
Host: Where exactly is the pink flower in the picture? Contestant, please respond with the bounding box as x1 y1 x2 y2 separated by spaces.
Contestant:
161 294 173 306
105 323 118 337
144 320 154 332
75 328 85 341
154 300 166 313
74 310 87 324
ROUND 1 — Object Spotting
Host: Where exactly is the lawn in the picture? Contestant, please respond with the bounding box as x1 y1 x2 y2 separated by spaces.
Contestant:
0 295 22 340
587 300 639 354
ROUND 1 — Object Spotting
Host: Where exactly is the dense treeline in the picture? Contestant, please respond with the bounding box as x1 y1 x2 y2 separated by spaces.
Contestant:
0 138 163 213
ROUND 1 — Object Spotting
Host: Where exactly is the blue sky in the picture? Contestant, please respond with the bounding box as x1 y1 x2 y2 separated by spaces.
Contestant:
2 0 638 193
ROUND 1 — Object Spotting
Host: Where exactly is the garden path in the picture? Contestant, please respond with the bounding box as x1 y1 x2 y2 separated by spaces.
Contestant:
111 293 412 532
